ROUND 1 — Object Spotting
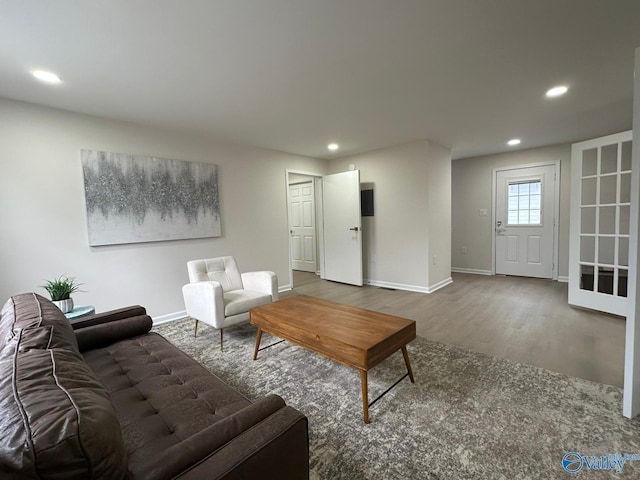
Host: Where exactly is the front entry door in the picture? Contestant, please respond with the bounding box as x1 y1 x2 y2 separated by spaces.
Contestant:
288 181 317 272
495 164 557 278
322 170 363 286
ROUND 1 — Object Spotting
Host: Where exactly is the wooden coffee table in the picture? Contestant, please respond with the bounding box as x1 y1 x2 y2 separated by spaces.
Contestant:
250 295 416 423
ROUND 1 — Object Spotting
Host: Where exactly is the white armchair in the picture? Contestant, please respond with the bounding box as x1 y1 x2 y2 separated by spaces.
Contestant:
182 256 278 350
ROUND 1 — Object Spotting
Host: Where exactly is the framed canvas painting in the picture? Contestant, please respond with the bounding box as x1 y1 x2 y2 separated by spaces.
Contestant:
81 149 221 246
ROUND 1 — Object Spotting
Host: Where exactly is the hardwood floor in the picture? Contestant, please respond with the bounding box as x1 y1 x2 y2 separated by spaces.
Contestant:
283 271 626 387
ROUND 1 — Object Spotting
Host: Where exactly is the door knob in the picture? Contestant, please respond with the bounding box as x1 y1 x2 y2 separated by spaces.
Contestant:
349 227 359 232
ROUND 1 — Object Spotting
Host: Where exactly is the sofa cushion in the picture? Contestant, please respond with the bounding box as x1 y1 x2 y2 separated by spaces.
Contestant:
0 294 128 480
224 290 272 317
82 332 262 479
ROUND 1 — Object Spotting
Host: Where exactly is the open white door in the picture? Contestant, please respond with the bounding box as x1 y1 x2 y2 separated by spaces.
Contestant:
568 131 632 316
322 170 363 286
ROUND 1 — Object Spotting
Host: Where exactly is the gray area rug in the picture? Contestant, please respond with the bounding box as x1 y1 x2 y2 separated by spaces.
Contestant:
154 318 640 479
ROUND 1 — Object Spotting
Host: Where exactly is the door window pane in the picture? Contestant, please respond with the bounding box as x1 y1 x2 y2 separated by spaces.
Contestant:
619 268 629 297
580 207 596 234
601 145 618 174
599 175 617 204
507 180 542 225
598 236 615 265
580 265 595 291
619 206 630 235
620 173 631 203
597 267 615 294
581 178 597 205
580 236 595 263
582 148 597 176
618 237 629 267
621 142 632 171
599 206 616 234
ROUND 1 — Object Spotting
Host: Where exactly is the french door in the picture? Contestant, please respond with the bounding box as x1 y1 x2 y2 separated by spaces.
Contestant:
568 131 632 316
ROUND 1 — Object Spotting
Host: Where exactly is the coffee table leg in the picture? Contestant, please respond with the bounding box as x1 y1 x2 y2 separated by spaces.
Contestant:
401 346 415 383
360 370 370 424
253 328 263 360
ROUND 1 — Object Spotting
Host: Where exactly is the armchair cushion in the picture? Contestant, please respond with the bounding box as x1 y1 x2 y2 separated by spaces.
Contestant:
187 257 243 291
224 290 272 317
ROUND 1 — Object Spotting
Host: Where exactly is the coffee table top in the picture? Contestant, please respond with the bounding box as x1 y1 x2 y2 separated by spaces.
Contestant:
250 295 416 370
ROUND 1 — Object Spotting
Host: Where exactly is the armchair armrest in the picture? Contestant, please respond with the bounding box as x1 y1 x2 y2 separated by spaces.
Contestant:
241 271 279 301
182 281 225 328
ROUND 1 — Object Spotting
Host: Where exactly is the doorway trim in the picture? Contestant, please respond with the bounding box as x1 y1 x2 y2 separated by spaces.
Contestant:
491 160 561 280
285 169 324 291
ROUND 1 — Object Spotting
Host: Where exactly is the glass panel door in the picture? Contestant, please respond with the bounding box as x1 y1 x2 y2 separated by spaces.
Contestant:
569 131 632 316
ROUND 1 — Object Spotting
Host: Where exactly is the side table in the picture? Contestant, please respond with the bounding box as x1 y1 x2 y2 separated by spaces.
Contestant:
64 305 95 320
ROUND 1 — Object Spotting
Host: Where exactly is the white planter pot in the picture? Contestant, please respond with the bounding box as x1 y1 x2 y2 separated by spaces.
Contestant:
52 298 74 314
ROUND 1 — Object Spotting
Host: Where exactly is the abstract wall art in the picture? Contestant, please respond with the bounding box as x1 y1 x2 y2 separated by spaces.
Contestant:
81 149 220 246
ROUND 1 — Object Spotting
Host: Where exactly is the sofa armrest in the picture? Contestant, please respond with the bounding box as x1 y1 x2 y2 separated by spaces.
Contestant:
241 271 279 301
130 394 303 480
75 315 152 352
177 406 309 480
69 305 147 330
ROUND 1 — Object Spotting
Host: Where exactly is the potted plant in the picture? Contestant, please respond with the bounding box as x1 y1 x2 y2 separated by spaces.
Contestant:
41 275 82 313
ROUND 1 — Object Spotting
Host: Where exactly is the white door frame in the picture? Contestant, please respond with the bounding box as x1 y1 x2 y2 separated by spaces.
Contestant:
285 169 324 289
491 160 560 279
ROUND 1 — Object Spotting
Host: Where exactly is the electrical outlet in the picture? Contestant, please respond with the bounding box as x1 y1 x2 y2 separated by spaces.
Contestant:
479 209 488 216
461 246 468 254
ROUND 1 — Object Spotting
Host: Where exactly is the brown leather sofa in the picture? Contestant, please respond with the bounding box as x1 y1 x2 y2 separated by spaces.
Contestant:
0 293 309 479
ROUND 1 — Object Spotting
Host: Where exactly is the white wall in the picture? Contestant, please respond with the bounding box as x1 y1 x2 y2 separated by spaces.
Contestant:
328 140 452 292
452 143 572 278
426 141 452 288
0 98 327 318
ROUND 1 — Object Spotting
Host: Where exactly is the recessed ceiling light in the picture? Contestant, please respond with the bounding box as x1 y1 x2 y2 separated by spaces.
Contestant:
327 143 339 151
31 70 62 84
507 139 521 146
545 85 568 98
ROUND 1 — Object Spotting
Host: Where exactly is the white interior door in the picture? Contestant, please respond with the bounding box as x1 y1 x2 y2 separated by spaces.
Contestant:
289 181 317 272
569 131 632 316
322 170 363 286
495 164 556 278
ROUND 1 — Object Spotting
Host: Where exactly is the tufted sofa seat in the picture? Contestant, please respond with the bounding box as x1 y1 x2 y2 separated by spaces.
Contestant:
0 293 308 480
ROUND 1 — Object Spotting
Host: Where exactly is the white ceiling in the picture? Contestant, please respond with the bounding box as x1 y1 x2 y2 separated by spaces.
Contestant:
1 0 639 160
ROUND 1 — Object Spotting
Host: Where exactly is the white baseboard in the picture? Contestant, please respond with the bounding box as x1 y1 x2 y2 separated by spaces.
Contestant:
366 278 453 294
279 284 292 293
451 267 493 276
153 310 187 325
428 277 453 293
557 276 569 283
365 279 429 293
